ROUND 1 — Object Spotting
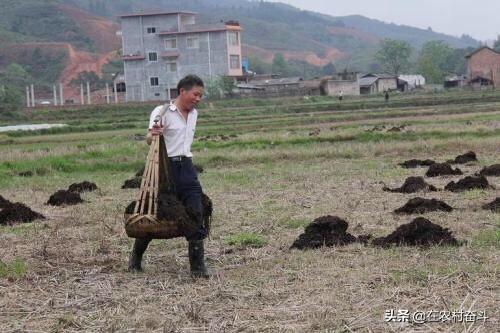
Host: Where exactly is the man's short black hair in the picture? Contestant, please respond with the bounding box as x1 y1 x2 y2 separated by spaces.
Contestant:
177 75 204 92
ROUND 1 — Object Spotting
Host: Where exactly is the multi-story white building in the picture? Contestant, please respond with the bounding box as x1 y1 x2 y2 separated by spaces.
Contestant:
120 11 243 101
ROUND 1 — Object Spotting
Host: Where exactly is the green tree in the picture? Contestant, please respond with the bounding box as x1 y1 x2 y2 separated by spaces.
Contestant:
272 53 289 76
417 41 453 83
204 76 235 99
0 63 32 90
248 56 271 74
0 85 23 114
375 39 412 75
70 71 104 91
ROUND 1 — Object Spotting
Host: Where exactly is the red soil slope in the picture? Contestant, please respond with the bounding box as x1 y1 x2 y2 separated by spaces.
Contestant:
242 44 348 67
57 4 120 53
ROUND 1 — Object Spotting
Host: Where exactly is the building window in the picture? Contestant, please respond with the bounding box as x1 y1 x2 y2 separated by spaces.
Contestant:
148 52 158 62
164 38 177 49
169 88 179 99
166 62 177 73
146 27 157 34
150 77 159 86
187 35 199 49
228 31 239 46
230 55 240 70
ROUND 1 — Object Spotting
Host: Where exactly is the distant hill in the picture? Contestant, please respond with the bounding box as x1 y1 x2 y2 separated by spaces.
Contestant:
63 0 479 69
0 0 480 95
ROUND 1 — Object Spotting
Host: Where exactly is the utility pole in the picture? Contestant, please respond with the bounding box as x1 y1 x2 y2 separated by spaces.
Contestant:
114 82 118 104
26 86 31 108
59 83 64 106
86 81 91 105
53 85 58 106
106 83 110 104
80 83 85 105
30 84 35 107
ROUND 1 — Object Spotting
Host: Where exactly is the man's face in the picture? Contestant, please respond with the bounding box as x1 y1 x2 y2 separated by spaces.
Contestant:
179 85 204 111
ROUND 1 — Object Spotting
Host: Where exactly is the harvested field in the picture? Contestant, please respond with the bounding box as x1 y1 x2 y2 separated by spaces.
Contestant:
1 90 499 332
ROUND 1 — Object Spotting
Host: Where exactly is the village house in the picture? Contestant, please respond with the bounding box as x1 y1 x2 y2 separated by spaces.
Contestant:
465 46 500 89
321 72 360 96
398 74 426 90
359 73 398 94
119 11 243 102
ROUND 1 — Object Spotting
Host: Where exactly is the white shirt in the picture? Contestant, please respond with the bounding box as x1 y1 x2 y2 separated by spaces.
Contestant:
148 103 198 157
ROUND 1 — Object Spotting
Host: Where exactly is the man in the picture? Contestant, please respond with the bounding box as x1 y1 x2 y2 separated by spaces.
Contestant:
129 75 208 278
338 90 343 102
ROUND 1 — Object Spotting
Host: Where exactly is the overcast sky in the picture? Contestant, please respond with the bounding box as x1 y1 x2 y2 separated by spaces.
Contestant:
268 0 499 41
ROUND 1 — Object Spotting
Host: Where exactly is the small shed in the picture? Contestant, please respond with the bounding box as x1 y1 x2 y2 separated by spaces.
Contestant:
444 74 467 88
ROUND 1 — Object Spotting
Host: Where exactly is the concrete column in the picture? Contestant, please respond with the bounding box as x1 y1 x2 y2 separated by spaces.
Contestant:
80 84 85 105
53 85 58 106
141 83 145 102
30 84 35 107
106 83 110 104
167 83 170 101
59 83 64 106
114 83 118 104
26 86 30 107
86 82 91 105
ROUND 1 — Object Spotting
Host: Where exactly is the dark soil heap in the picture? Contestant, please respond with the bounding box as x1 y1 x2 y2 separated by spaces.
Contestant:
394 197 453 214
18 171 33 177
399 159 435 168
0 202 45 225
135 167 145 177
0 195 10 208
194 164 204 174
444 176 492 192
478 164 500 177
47 190 84 206
201 193 213 232
425 163 463 177
122 177 142 189
482 197 500 212
290 216 357 250
68 181 98 193
125 192 213 236
373 217 459 247
384 177 437 193
447 151 477 164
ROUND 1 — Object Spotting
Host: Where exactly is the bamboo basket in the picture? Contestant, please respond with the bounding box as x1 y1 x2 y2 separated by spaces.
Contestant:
124 132 185 239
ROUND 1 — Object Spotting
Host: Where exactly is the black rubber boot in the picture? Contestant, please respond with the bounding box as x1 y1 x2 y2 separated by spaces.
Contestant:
188 240 209 278
128 238 151 272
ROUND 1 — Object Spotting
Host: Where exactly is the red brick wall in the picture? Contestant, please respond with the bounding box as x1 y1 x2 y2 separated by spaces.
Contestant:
467 48 500 87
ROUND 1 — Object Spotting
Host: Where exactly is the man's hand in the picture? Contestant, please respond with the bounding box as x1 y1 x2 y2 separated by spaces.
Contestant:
150 123 164 136
146 124 163 145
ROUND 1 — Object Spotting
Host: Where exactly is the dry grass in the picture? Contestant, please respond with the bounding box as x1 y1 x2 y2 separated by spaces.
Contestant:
1 100 499 332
